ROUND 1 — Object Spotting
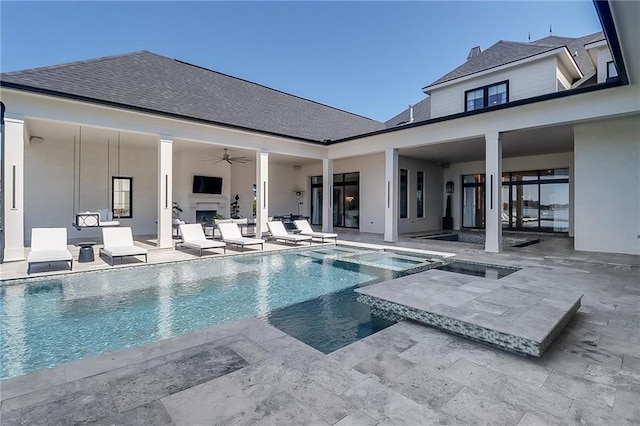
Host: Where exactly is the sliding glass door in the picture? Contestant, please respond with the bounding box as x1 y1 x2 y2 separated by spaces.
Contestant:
310 172 360 229
463 168 569 233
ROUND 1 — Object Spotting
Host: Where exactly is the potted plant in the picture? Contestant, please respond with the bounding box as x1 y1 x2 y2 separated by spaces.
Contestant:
230 194 240 218
172 202 183 224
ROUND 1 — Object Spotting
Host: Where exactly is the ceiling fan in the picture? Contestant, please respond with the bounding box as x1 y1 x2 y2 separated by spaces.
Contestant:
201 148 250 164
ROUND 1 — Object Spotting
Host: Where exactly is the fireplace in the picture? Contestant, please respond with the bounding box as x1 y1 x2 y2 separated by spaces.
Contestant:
195 210 217 225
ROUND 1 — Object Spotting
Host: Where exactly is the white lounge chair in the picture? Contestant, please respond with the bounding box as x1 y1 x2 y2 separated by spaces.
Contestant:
178 223 226 256
27 228 73 274
293 220 338 243
267 221 312 246
217 222 264 252
100 227 148 266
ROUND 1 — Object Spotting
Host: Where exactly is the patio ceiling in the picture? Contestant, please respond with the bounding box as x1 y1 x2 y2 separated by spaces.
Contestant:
26 119 155 147
398 123 574 164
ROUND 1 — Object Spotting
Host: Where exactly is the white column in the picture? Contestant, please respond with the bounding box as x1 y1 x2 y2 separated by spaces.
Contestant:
322 158 334 233
157 138 173 248
384 148 399 242
256 150 269 238
485 131 503 253
3 117 25 261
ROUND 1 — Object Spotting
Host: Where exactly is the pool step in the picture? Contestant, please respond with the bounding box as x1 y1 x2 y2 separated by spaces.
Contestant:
356 272 582 357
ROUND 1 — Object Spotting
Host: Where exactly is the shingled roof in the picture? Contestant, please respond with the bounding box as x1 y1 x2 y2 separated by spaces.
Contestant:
384 97 431 128
424 32 604 90
0 51 385 142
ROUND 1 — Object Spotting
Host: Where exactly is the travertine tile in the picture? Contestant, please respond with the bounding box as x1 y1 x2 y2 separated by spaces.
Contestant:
224 391 328 426
289 377 354 424
333 409 378 426
161 375 254 426
613 389 640 421
441 386 525 425
543 370 616 411
353 351 416 381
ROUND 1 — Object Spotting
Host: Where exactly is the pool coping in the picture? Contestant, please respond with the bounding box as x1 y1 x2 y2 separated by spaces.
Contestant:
355 268 583 357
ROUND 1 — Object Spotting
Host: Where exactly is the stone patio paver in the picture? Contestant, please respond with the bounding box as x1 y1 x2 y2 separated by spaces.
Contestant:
1 233 639 425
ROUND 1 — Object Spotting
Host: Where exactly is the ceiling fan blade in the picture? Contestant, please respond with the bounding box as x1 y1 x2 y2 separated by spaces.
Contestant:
214 158 225 163
229 157 249 163
226 159 232 164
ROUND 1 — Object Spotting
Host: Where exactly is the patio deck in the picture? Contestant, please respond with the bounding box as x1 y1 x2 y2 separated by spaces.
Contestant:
356 266 582 357
1 232 639 425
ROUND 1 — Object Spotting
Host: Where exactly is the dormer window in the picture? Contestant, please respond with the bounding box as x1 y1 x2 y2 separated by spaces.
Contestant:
465 81 509 111
606 61 618 81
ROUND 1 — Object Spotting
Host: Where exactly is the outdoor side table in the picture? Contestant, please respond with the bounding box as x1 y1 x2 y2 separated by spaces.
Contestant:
78 242 96 263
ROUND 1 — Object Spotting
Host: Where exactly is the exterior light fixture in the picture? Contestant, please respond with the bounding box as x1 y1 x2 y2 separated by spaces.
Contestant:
446 181 455 194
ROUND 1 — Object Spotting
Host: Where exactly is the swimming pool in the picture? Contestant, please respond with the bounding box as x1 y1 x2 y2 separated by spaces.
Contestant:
0 248 429 379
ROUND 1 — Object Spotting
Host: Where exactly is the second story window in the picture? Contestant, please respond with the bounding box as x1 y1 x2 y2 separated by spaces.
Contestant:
606 61 618 81
465 81 508 111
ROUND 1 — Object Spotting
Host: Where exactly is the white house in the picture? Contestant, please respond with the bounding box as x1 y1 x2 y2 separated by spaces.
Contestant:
1 0 638 262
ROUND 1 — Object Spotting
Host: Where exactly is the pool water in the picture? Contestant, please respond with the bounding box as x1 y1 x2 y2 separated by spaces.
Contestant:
0 248 407 379
342 252 431 271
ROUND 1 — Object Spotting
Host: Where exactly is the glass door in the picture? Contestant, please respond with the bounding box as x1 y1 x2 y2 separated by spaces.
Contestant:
310 173 360 229
333 186 344 227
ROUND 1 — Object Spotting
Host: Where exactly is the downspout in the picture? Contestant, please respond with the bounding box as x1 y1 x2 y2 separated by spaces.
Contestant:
0 101 5 263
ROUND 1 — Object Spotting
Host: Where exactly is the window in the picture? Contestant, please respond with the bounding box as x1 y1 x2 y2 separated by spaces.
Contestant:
466 89 484 111
112 177 132 218
607 61 618 80
310 172 360 228
400 169 408 219
465 81 508 111
462 169 569 233
416 171 424 218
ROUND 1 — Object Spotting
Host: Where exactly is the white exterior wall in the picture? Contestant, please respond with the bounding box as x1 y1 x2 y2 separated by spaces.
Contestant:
444 152 575 235
302 153 385 233
397 157 443 234
596 47 614 84
230 160 257 219
24 137 158 241
268 163 308 217
430 57 558 118
172 147 230 222
574 117 640 255
335 154 385 233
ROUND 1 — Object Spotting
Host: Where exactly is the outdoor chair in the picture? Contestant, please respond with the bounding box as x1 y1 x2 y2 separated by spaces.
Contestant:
26 228 73 274
178 223 226 256
217 222 264 252
100 227 148 266
267 221 312 245
293 220 338 243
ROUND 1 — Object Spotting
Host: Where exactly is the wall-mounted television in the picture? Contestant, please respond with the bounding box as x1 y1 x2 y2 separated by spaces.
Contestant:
192 175 223 194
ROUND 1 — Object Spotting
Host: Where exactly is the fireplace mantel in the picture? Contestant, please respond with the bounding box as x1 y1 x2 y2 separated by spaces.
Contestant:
188 194 227 219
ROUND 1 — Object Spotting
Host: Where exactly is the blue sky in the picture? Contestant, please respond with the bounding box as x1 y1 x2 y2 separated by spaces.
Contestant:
1 1 602 122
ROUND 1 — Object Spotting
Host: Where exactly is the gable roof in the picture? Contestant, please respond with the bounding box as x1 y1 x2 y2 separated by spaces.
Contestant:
424 32 604 90
0 51 384 142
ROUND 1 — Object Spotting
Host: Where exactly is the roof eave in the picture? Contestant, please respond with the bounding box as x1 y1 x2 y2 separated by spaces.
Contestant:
332 79 624 144
0 81 328 145
423 46 570 94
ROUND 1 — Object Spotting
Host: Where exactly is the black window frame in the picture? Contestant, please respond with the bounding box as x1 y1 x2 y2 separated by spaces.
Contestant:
461 169 569 233
112 176 133 219
464 80 509 112
399 169 408 219
416 171 424 218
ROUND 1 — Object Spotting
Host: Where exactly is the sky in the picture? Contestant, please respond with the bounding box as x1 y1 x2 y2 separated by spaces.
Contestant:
1 1 602 122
